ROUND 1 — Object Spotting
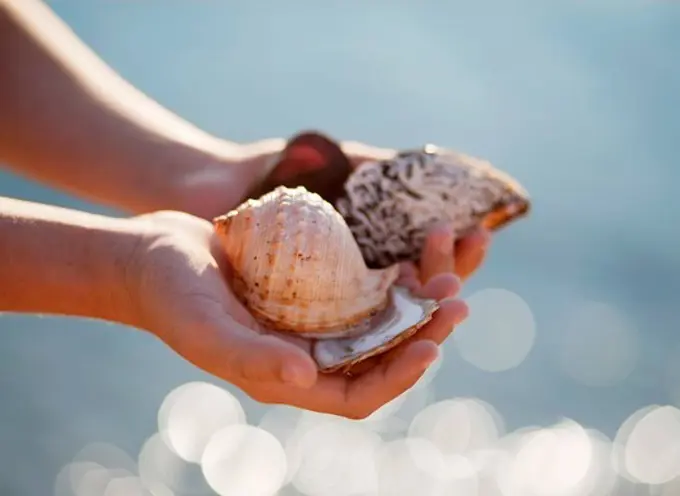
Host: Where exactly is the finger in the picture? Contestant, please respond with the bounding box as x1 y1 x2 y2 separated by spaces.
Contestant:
230 329 319 388
243 314 453 419
182 318 319 389
409 297 468 345
346 296 468 376
414 272 461 301
357 273 460 375
419 225 455 285
241 336 438 418
396 262 420 292
454 227 491 281
342 340 439 418
398 261 418 280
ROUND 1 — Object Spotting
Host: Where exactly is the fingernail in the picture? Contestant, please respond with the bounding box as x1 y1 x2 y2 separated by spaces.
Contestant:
282 363 314 388
476 228 492 248
454 302 470 324
423 346 440 368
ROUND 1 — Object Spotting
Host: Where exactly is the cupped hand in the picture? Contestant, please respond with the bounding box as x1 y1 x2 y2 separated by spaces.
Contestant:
183 137 492 284
126 211 469 419
341 140 492 284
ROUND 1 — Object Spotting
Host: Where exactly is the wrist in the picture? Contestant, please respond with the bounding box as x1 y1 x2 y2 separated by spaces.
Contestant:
83 216 148 329
115 137 246 219
0 198 147 328
170 142 264 220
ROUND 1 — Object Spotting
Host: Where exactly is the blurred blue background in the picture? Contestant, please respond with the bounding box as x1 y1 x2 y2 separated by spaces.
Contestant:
1 0 679 494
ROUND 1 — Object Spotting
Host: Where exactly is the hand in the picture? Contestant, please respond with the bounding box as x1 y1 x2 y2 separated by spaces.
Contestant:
341 140 493 285
127 211 469 419
184 137 492 283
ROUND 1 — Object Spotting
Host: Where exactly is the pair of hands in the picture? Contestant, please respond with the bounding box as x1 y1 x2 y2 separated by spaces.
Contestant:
126 140 491 419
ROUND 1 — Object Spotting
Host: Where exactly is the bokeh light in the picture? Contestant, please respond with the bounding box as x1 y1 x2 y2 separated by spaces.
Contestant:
408 398 504 455
617 405 680 485
289 417 382 496
102 476 150 496
138 432 213 495
375 437 462 496
496 420 595 496
454 288 536 373
49 294 680 496
201 425 287 496
157 381 246 463
53 377 680 496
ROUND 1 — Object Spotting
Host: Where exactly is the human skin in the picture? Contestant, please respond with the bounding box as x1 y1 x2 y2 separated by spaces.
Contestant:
0 0 491 418
0 197 469 418
0 0 490 282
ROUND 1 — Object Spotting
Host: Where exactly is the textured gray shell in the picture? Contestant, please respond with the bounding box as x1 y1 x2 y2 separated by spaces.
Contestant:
335 146 530 269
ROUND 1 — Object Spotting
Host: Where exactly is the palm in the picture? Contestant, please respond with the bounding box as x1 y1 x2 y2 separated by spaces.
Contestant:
201 138 490 281
133 137 490 418
131 210 471 418
135 211 406 360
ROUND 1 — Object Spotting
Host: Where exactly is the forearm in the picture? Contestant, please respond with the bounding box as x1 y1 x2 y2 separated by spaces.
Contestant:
0 0 242 215
0 195 142 326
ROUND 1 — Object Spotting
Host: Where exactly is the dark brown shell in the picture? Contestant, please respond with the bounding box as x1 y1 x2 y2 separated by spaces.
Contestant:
247 131 352 204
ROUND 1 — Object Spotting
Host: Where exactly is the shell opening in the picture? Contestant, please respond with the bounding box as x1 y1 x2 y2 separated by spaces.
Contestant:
312 286 439 374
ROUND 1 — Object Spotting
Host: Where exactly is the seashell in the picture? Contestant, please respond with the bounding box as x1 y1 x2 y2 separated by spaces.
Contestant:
249 131 530 270
247 131 353 205
335 145 531 269
213 186 438 373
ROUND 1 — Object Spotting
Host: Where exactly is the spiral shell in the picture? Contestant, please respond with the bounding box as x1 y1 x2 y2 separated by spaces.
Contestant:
213 186 401 338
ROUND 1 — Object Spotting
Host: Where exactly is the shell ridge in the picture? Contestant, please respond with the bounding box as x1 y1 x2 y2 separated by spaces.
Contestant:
216 185 397 337
312 196 333 325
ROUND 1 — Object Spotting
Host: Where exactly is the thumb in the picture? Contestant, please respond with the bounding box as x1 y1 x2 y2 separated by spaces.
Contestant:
227 327 319 389
180 317 319 389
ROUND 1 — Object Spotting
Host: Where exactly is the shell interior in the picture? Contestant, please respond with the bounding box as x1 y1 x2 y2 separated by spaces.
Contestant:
312 286 438 373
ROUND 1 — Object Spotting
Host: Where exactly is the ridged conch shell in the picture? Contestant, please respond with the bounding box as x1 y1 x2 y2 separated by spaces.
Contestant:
336 145 531 269
213 186 438 373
